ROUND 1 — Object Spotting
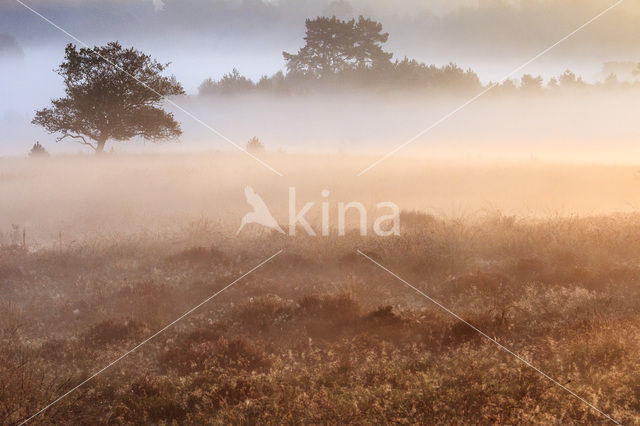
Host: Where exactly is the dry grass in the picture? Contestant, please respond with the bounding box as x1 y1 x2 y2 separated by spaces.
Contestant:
1 212 640 424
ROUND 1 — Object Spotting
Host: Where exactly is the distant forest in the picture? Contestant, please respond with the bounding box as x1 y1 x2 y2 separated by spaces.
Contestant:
198 16 640 97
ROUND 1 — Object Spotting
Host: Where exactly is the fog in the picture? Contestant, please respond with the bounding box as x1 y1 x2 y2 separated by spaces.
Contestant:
2 0 640 210
4 4 640 422
2 0 640 155
3 88 640 162
166 90 640 162
4 0 640 85
2 153 640 247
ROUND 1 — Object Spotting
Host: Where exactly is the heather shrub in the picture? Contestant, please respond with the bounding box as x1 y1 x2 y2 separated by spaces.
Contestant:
82 319 144 347
4 216 640 424
159 335 271 374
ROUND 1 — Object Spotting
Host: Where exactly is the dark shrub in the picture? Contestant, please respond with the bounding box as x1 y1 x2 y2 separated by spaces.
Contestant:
232 295 295 333
123 376 187 423
82 319 143 347
297 294 361 339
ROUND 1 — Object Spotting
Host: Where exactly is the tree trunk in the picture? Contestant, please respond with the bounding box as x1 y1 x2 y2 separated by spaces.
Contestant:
95 137 107 154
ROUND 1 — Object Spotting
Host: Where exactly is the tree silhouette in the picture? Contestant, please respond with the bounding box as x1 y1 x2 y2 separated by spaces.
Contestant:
28 141 49 157
351 17 393 69
283 16 391 78
33 42 184 154
199 68 255 96
558 69 585 88
246 137 265 154
520 74 543 91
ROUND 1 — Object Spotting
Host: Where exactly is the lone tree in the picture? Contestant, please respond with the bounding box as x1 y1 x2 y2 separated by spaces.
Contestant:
33 42 184 153
283 16 392 78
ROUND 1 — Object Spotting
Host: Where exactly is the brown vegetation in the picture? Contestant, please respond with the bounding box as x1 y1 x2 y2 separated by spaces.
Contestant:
1 212 640 424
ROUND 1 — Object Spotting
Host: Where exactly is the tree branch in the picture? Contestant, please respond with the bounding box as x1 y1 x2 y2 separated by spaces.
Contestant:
56 133 97 151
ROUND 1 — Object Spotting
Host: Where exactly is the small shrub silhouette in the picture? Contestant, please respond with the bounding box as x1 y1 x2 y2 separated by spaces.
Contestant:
28 141 49 157
246 136 265 154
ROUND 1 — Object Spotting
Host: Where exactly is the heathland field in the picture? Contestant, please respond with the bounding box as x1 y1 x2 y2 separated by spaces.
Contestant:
1 154 640 424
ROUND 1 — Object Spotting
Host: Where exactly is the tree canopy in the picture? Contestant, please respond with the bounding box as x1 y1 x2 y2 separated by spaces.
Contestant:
283 16 392 78
198 15 481 96
33 42 184 153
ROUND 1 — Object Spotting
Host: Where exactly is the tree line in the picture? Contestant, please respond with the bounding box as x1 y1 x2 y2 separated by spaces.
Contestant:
30 15 639 154
198 16 639 97
200 16 482 96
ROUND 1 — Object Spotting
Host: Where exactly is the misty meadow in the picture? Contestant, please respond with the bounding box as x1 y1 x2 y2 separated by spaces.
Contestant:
2 1 640 425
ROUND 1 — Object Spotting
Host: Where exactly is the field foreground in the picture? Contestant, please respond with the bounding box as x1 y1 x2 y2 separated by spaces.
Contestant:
1 155 640 424
2 212 640 424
